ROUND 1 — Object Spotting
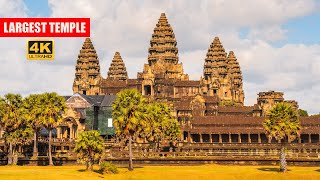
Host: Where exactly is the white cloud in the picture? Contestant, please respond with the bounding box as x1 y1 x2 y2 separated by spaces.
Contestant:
0 0 27 17
0 0 320 114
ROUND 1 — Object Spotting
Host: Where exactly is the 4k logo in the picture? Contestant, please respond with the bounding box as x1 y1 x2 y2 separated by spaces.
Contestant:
27 40 54 60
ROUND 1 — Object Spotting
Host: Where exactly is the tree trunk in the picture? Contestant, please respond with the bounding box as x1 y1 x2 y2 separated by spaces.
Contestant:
33 129 38 157
48 129 54 166
12 147 18 165
88 157 93 172
128 134 133 171
86 161 89 170
7 142 13 165
279 141 287 172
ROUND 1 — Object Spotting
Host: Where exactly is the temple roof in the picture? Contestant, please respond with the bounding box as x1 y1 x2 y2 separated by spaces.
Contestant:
101 79 127 87
174 80 200 87
227 51 243 86
148 13 179 65
217 106 256 113
74 38 101 83
203 37 228 77
107 52 128 80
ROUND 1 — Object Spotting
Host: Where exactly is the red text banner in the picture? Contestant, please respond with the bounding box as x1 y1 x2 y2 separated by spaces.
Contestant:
0 18 90 37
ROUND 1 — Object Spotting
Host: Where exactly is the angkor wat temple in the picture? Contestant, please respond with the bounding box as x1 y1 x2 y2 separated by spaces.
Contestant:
1 13 319 164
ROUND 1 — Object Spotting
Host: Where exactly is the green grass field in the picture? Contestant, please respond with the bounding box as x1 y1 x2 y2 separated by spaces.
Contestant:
0 164 319 180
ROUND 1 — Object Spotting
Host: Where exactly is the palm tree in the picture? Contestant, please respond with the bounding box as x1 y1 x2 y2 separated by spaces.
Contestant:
22 94 43 157
112 89 147 171
263 102 300 172
39 92 67 166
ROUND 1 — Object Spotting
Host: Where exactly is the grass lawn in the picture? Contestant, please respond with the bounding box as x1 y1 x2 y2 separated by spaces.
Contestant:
0 164 319 180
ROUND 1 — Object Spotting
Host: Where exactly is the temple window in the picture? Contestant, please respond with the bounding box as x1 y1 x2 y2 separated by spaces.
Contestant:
83 90 87 95
214 89 217 94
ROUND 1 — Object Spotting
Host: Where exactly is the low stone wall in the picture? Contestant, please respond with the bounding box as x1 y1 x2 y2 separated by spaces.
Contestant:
0 156 319 166
106 157 320 166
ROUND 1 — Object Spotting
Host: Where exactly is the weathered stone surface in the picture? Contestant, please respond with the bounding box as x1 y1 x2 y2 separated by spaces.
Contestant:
138 13 189 81
200 37 244 105
107 52 128 81
73 38 101 95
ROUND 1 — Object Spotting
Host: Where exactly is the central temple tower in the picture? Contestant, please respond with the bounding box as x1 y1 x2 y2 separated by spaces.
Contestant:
137 13 188 96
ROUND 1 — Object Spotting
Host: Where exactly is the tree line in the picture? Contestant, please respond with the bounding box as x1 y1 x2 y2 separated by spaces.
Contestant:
0 92 66 165
75 89 181 171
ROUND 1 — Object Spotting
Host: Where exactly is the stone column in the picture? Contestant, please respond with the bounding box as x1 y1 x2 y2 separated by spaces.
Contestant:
308 134 312 143
258 133 261 143
219 134 222 143
57 127 61 139
200 134 203 143
268 136 271 143
248 133 251 143
181 132 184 141
209 134 212 143
69 126 73 139
63 127 67 138
238 133 241 143
298 136 301 143
187 132 191 143
229 133 232 143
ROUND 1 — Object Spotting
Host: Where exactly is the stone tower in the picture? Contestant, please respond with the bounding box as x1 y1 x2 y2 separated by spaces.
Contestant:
107 52 128 80
200 37 244 105
227 51 244 104
138 13 188 96
257 91 284 116
73 38 101 95
138 13 188 81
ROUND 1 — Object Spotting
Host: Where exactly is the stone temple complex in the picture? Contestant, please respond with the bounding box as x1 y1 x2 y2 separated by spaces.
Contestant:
66 13 320 156
1 13 319 164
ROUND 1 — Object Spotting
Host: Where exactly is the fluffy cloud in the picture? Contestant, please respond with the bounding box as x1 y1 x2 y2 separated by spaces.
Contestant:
0 0 27 17
0 0 320 114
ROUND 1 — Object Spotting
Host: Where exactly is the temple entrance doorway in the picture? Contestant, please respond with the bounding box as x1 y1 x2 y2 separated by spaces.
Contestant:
144 85 151 95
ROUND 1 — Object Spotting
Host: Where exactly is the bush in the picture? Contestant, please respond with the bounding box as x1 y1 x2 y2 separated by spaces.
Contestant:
99 162 119 174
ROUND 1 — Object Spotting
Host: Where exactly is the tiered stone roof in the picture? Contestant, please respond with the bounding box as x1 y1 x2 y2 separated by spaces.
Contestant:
73 38 101 95
148 13 178 65
227 51 243 86
107 52 128 80
138 13 188 80
203 37 228 78
75 38 100 77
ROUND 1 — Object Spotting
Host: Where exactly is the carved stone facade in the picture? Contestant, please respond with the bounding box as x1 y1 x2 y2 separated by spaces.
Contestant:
107 52 128 81
72 13 244 104
70 13 320 147
73 38 101 95
200 38 244 104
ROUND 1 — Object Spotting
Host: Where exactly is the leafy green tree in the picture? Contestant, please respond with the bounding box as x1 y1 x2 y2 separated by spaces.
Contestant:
112 89 147 171
74 130 104 171
0 93 33 165
141 102 180 151
22 94 43 157
298 109 308 117
39 92 67 166
3 126 33 164
263 102 300 172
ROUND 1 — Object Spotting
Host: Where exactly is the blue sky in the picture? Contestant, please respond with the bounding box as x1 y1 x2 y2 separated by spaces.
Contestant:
23 0 320 46
1 0 320 114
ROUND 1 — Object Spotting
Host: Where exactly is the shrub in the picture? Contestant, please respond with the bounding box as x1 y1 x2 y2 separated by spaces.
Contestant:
99 162 119 174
